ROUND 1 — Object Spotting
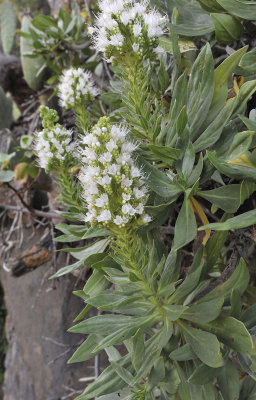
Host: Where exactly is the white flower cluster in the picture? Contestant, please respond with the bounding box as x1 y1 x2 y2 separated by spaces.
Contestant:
58 68 99 109
79 117 151 227
34 125 75 170
92 0 167 63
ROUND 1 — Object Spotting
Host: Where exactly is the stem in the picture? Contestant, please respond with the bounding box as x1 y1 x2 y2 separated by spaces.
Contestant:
111 227 165 314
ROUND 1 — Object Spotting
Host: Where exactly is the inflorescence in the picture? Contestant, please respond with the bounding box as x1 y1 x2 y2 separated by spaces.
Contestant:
92 0 167 64
58 68 99 109
34 107 76 172
79 116 151 228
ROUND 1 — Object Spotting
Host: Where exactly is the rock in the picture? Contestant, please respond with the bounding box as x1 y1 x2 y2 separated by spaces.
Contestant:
0 227 94 400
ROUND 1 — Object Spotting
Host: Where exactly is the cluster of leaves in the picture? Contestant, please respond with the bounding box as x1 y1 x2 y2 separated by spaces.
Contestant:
19 6 94 86
50 38 256 399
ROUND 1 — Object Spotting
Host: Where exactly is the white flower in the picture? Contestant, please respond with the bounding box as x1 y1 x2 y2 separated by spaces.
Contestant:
143 214 152 223
133 187 147 199
121 176 133 188
133 23 142 37
113 215 124 225
130 166 141 178
132 43 140 53
97 210 112 222
99 152 112 163
97 175 112 186
110 33 124 47
106 139 118 152
108 163 121 175
136 203 144 214
122 193 131 202
95 193 109 207
122 204 136 216
120 10 132 25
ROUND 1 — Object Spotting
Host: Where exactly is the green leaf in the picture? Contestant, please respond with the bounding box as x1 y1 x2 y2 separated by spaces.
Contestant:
193 100 234 151
216 0 256 19
167 22 214 36
162 304 187 321
198 0 225 12
0 152 15 164
131 329 145 372
198 258 249 303
0 170 15 182
188 363 222 384
159 36 196 54
169 344 197 361
148 144 180 165
148 356 165 387
68 315 153 335
188 43 214 138
207 150 256 180
181 143 195 177
206 46 248 124
0 1 16 54
211 13 243 44
69 239 109 260
31 14 58 31
111 362 134 385
83 270 110 297
198 184 243 213
181 297 224 323
68 334 101 364
173 196 197 251
20 135 33 149
199 209 256 231
137 155 181 198
169 248 204 304
50 259 85 279
166 72 188 146
227 131 254 161
180 322 224 368
202 316 255 354
239 377 256 400
217 360 239 400
240 48 256 73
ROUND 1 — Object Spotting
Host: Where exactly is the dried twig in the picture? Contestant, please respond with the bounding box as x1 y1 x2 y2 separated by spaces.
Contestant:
0 203 63 219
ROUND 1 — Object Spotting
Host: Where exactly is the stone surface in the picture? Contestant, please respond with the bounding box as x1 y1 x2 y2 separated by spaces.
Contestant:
0 228 93 400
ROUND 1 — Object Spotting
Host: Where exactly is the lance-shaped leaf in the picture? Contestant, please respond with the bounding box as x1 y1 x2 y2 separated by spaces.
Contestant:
199 209 256 231
211 13 243 44
188 43 214 138
205 46 248 123
197 258 249 303
216 0 256 19
173 195 197 251
201 316 255 354
180 322 224 368
207 150 256 180
169 343 197 361
198 184 243 213
181 297 224 323
69 314 153 335
188 363 222 385
217 360 239 400
137 155 181 198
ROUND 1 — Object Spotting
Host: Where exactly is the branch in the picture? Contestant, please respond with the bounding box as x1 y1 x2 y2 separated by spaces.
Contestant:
0 203 63 220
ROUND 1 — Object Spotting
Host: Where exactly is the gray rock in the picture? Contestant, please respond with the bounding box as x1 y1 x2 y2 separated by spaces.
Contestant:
0 228 93 400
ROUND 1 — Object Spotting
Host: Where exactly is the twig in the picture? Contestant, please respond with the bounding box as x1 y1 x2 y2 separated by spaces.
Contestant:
0 203 63 219
6 182 32 211
41 336 68 348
